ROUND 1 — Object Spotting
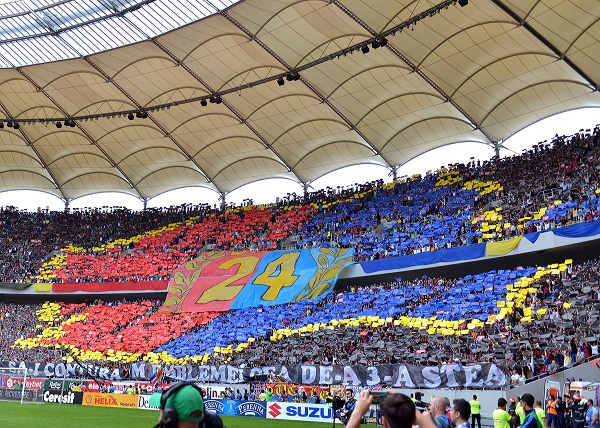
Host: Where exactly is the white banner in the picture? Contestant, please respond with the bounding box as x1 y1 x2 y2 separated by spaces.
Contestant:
266 402 333 423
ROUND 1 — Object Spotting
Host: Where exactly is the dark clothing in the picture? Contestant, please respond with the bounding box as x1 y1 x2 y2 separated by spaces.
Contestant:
522 409 541 428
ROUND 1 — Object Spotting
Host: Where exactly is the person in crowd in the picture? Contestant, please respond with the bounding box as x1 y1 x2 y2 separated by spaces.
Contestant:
338 389 356 426
547 395 558 428
494 398 514 428
569 394 586 428
535 401 548 428
427 396 452 428
586 399 599 428
555 396 566 428
452 399 472 428
521 394 542 428
345 390 437 428
151 382 225 428
508 397 518 428
471 395 482 428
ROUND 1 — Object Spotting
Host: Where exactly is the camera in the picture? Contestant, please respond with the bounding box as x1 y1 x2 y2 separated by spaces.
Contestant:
332 396 345 411
371 391 388 405
414 392 429 411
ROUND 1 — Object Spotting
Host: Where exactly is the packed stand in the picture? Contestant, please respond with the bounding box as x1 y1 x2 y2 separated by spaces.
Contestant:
47 205 313 283
0 204 210 283
0 302 62 362
3 256 600 383
1 125 599 284
296 126 600 260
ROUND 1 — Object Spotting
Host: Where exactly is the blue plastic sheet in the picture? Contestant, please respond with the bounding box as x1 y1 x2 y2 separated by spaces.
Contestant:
553 218 600 238
361 243 486 273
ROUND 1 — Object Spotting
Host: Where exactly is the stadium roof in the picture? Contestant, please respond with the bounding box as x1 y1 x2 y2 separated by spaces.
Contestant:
0 0 598 202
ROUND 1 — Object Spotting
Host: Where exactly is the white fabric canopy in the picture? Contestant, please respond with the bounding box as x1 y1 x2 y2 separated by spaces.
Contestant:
0 0 598 201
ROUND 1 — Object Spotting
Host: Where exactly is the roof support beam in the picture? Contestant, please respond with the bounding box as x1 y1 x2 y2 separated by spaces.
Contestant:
331 0 496 146
220 9 392 170
490 0 598 91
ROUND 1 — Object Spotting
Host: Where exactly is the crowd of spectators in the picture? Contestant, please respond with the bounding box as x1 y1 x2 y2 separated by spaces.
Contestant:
0 125 599 283
0 205 210 283
2 255 599 384
0 302 62 362
296 126 600 260
49 205 313 283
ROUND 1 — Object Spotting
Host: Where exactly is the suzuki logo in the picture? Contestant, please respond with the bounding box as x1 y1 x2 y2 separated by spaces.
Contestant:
269 403 282 418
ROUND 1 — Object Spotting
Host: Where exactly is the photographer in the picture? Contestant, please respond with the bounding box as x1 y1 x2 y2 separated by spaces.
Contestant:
345 390 437 428
338 389 357 426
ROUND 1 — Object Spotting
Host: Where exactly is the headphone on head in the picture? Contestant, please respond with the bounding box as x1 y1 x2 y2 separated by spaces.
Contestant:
156 382 205 428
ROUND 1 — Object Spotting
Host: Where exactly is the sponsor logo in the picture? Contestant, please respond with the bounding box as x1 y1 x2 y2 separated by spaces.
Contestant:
2 389 31 399
83 392 139 409
5 378 44 391
237 402 266 417
43 390 76 404
269 403 282 418
86 382 101 392
47 381 63 390
85 394 117 406
205 400 225 413
4 377 37 390
138 395 159 410
285 405 333 419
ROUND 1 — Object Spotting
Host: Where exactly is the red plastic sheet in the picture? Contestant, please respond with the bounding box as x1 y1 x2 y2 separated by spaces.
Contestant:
52 280 169 292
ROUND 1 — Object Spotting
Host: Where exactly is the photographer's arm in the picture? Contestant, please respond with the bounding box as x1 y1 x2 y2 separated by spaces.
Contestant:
415 409 438 428
345 390 373 428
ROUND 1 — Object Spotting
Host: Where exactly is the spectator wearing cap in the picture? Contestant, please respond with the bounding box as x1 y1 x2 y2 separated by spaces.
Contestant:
150 382 209 428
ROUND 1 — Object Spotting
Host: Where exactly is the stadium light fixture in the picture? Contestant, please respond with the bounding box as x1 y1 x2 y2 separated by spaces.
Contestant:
13 123 19 129
56 121 62 128
6 121 13 127
277 76 285 86
458 0 468 6
361 45 369 54
0 122 3 129
200 99 207 107
127 113 134 120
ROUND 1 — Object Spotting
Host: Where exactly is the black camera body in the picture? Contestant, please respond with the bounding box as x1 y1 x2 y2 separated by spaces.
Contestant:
332 396 345 410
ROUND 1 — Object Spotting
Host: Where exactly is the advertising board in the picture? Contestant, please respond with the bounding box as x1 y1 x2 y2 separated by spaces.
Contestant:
266 402 333 423
82 392 139 409
203 399 266 418
0 376 44 391
42 390 83 405
138 394 160 410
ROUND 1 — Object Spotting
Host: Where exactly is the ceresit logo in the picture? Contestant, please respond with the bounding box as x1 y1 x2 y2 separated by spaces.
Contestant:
268 403 282 418
6 378 13 389
43 391 75 404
